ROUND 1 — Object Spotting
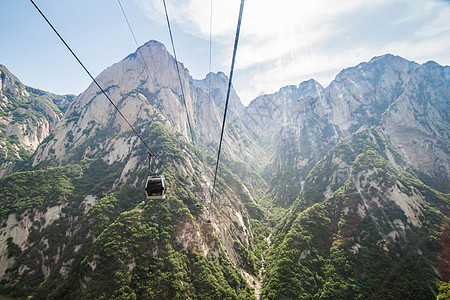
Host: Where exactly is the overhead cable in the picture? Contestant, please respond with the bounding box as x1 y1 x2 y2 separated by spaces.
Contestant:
29 0 168 172
208 0 213 97
162 0 196 145
117 0 158 89
211 0 245 199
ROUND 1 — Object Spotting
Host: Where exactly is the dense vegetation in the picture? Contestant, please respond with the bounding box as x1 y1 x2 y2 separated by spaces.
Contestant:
0 122 260 299
261 128 449 299
0 123 448 299
0 65 73 163
1 55 449 300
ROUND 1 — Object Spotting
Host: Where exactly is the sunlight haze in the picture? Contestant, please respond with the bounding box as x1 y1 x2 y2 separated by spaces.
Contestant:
1 0 449 105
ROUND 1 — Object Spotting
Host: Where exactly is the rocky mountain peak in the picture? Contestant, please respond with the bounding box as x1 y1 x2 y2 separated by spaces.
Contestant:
31 40 254 167
0 48 449 299
205 71 227 81
139 39 166 49
194 71 244 114
93 39 190 97
295 79 324 102
368 53 409 64
335 53 417 84
317 53 419 137
0 65 29 98
0 66 74 178
379 61 450 189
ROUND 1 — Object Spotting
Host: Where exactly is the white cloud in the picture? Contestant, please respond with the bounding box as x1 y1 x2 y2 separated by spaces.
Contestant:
134 0 241 38
415 2 450 38
135 0 450 105
234 45 379 105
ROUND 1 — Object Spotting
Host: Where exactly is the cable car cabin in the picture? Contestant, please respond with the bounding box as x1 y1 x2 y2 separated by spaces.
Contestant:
145 176 166 200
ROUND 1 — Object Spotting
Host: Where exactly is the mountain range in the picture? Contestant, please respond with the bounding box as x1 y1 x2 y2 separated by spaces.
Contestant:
0 40 448 299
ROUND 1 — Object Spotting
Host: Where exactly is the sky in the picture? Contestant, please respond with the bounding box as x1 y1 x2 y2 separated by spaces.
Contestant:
1 0 450 105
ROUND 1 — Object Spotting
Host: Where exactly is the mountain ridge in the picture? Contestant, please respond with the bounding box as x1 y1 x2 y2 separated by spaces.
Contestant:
0 43 448 299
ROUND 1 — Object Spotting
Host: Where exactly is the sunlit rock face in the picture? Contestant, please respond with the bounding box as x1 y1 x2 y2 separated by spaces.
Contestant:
31 41 256 168
0 43 448 299
0 42 260 298
242 54 448 204
0 65 69 178
380 61 450 182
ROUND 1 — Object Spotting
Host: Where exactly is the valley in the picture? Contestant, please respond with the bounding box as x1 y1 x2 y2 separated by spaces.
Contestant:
0 42 448 299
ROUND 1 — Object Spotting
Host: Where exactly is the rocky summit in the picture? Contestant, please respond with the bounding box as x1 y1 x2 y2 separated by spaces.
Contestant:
0 42 448 299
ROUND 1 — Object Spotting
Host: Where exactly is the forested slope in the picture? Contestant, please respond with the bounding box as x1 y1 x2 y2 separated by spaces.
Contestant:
262 128 449 299
0 48 448 299
0 123 258 299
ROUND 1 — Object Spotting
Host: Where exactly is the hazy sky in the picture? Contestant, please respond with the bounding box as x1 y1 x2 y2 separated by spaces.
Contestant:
1 0 450 105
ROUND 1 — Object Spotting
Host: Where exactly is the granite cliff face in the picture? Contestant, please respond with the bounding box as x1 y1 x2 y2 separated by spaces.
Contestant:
380 61 450 187
242 54 449 207
0 65 73 178
32 41 254 168
0 42 262 298
25 42 261 279
0 45 448 299
238 54 449 298
242 79 324 147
